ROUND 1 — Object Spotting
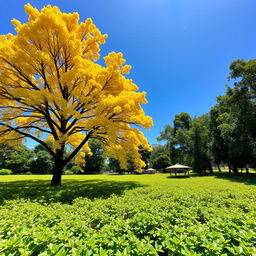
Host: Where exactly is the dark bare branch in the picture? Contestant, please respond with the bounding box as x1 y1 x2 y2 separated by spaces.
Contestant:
0 122 55 157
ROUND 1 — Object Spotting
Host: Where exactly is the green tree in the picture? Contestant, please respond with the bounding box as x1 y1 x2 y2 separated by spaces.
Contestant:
157 113 192 165
108 153 136 174
138 146 151 169
216 88 255 173
31 144 54 174
229 59 256 97
83 140 105 174
209 105 229 172
229 59 256 168
173 112 191 134
190 115 212 174
157 125 177 163
4 146 34 173
0 144 13 169
150 145 170 171
151 153 171 170
158 113 213 174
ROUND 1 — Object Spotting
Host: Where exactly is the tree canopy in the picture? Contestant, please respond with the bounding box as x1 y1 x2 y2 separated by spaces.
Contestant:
0 4 152 185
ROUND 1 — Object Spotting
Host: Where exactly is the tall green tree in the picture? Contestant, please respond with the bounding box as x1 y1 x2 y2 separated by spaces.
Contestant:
157 112 192 165
189 115 213 174
229 59 256 97
216 88 255 173
209 105 229 172
229 59 256 168
173 112 191 134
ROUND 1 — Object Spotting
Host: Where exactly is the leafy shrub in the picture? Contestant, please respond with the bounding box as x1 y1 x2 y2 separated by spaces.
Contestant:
64 170 74 175
0 169 12 175
25 171 32 175
0 174 256 255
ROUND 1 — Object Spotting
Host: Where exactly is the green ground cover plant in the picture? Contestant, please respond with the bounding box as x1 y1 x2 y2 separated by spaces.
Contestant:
0 174 256 255
0 169 12 175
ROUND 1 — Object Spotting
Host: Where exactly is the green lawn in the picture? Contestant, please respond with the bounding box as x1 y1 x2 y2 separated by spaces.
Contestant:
0 173 256 255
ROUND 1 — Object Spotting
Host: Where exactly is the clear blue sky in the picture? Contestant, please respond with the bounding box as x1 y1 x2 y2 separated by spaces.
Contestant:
1 0 256 146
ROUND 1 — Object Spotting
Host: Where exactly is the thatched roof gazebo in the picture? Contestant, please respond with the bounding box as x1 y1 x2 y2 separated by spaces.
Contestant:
165 163 191 177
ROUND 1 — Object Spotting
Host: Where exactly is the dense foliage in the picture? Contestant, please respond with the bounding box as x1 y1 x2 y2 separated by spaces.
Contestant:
0 174 256 255
0 144 54 174
0 142 150 174
83 140 105 174
0 169 12 175
31 144 54 174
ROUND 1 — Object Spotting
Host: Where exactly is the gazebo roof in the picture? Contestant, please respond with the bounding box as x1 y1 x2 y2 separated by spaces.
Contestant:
165 163 191 169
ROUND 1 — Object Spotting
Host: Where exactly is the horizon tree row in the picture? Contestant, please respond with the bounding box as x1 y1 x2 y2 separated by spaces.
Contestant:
0 141 150 175
156 58 256 174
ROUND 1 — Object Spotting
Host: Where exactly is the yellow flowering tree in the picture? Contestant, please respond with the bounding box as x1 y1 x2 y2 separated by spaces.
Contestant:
0 4 153 185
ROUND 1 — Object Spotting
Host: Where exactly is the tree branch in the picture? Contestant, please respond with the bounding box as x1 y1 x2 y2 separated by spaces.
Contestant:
0 122 55 157
64 130 93 165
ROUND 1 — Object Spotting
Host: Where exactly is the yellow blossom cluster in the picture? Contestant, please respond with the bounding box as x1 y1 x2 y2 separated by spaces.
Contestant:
0 4 153 169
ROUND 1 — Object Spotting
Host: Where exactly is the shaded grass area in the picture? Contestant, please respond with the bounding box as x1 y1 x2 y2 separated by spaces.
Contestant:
0 176 145 204
211 172 256 186
1 173 256 204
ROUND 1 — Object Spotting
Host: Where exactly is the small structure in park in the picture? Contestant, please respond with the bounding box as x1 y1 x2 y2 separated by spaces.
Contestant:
165 163 191 177
145 168 156 174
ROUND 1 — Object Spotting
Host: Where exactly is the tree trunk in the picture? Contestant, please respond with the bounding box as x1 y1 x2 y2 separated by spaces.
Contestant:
232 166 239 175
245 165 249 175
208 163 213 173
228 163 232 173
217 164 222 172
51 149 64 186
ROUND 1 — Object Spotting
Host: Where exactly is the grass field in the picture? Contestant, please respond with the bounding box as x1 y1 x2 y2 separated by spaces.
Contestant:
0 173 256 255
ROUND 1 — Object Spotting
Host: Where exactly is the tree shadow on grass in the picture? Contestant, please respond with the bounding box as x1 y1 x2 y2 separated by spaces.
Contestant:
0 179 146 204
167 176 190 179
208 172 256 186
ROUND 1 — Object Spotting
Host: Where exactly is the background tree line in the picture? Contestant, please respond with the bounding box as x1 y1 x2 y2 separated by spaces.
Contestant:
154 58 256 174
0 140 151 175
0 140 104 175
